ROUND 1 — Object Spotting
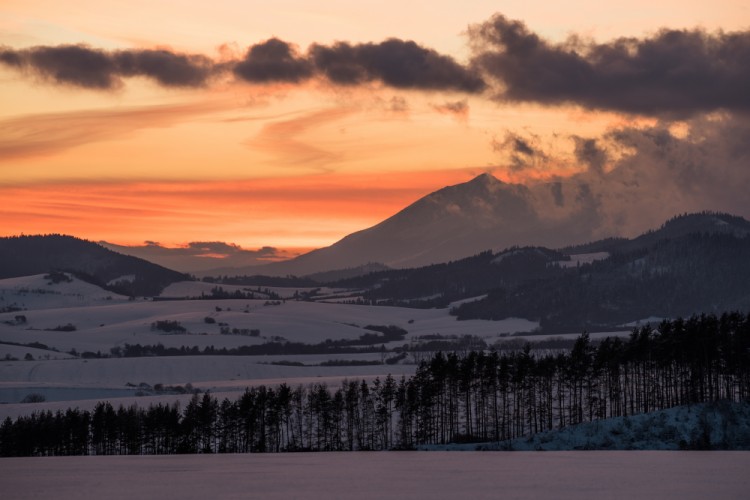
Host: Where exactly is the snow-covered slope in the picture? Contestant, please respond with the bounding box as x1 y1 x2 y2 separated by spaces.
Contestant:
0 273 131 311
426 402 750 451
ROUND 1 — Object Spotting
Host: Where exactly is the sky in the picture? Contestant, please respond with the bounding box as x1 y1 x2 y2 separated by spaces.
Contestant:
1 0 748 262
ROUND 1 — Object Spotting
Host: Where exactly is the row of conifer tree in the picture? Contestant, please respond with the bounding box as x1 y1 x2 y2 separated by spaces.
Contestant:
2 312 749 456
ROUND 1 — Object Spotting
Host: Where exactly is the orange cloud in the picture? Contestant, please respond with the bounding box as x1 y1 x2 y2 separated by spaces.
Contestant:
0 100 230 161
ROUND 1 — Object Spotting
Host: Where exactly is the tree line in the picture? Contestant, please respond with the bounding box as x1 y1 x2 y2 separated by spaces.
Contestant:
2 312 749 456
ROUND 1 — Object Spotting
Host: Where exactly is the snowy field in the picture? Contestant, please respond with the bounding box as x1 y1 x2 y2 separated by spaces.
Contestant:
0 274 633 418
0 275 540 354
1 451 748 500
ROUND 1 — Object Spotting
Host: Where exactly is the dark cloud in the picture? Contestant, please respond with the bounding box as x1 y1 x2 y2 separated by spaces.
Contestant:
511 136 534 156
3 37 484 93
573 137 608 173
494 132 538 157
470 14 750 116
432 99 469 116
12 44 118 89
114 50 214 87
493 132 548 172
233 38 313 83
310 39 485 92
0 44 217 89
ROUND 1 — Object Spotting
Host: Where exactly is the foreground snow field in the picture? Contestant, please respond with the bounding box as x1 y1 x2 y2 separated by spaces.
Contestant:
1 451 748 500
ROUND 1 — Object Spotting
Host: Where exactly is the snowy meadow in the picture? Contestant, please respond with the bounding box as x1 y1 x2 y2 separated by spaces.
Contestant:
2 451 748 500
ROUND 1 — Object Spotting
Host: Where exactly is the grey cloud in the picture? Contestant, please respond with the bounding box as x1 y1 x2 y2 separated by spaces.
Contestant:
494 132 546 172
432 99 469 115
0 44 216 89
114 50 214 87
527 114 750 240
573 137 608 173
233 38 313 83
2 37 485 93
309 39 485 92
511 136 534 156
470 14 750 116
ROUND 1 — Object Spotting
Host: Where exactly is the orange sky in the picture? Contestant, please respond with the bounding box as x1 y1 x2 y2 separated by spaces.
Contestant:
1 1 747 250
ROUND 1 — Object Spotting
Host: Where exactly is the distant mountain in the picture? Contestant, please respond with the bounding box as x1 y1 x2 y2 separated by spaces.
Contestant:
260 173 579 276
331 212 750 332
0 235 188 296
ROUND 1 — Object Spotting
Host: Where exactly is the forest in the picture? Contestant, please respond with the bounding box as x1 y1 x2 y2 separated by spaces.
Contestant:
2 312 749 456
331 214 750 332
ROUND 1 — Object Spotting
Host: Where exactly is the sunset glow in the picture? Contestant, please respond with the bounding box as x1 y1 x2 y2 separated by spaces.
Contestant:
1 1 748 252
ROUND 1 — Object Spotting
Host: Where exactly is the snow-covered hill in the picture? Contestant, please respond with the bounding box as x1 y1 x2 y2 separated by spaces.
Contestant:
0 273 131 311
425 401 750 451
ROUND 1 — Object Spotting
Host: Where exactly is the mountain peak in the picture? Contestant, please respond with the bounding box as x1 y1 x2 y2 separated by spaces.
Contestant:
468 172 503 186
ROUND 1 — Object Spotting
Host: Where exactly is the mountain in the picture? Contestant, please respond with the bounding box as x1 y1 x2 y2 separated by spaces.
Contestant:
0 235 188 296
260 173 577 276
330 212 750 332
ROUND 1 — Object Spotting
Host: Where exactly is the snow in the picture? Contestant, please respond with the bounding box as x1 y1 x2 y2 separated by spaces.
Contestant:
419 402 750 452
160 281 344 300
0 344 74 361
106 275 135 286
622 316 666 327
0 274 130 311
0 295 539 353
448 294 488 307
555 252 610 268
1 452 748 499
0 273 539 419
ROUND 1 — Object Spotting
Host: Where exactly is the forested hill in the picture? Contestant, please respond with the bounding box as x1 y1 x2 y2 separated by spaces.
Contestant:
331 212 750 332
453 230 750 331
0 235 188 296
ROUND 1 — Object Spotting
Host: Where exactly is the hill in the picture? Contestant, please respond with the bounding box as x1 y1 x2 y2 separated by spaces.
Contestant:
425 401 750 451
0 235 188 296
330 212 750 331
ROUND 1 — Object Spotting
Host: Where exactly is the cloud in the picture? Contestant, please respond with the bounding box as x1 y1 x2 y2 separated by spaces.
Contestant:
0 101 226 160
309 39 485 92
114 49 215 87
493 131 549 173
573 137 608 174
233 38 313 83
432 99 469 118
470 14 750 116
0 44 217 89
525 113 750 239
2 36 484 93
244 108 353 170
102 240 296 273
